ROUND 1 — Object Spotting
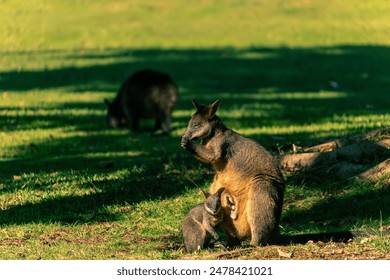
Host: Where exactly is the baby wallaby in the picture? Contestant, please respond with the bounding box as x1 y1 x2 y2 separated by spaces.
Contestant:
182 188 226 252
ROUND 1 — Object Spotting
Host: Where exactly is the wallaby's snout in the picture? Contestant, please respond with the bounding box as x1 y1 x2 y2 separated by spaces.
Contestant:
181 113 206 141
203 187 225 216
182 124 203 142
208 207 221 216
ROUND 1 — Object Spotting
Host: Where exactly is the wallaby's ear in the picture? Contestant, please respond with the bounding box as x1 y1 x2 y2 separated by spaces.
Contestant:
192 99 220 119
200 188 209 198
204 99 220 119
216 187 225 197
211 99 221 115
192 100 206 112
104 99 111 107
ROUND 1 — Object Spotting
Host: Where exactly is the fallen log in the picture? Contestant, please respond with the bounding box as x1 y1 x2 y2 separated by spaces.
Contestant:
280 139 390 172
335 139 390 161
353 158 390 182
349 126 390 142
304 139 346 152
302 127 390 153
280 151 333 172
326 162 366 178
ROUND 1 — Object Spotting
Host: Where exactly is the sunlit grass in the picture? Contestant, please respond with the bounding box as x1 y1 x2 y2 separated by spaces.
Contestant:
2 0 390 52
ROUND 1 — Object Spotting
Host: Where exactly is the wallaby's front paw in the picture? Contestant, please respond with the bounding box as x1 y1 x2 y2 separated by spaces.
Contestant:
181 135 192 150
226 194 238 220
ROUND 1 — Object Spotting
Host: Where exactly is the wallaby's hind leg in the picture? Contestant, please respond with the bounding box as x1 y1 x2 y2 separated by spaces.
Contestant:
160 115 171 134
248 182 281 246
183 225 207 252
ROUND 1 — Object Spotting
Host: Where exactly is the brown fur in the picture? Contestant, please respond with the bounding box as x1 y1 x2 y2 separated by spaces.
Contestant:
182 188 225 252
181 99 284 246
105 69 178 133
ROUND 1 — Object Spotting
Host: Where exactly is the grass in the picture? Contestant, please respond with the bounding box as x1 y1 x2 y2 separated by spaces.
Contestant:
0 0 390 259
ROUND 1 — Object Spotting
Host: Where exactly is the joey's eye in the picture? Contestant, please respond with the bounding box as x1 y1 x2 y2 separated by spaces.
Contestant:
193 123 201 129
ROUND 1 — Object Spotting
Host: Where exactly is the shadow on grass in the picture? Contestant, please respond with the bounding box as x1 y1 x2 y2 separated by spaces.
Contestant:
0 131 211 224
2 45 389 143
2 45 390 104
0 162 188 225
2 45 390 96
2 45 389 134
280 183 390 244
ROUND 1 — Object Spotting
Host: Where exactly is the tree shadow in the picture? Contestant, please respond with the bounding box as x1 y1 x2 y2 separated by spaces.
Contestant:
276 130 390 241
3 45 390 93
0 130 206 224
281 184 390 244
2 45 389 142
0 165 188 225
2 45 389 132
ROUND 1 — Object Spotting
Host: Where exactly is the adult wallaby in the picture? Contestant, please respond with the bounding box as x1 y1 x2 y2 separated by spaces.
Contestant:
105 69 178 133
181 100 284 246
182 188 226 252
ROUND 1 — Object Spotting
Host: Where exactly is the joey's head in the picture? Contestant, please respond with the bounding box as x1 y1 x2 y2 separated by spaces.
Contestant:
182 99 221 141
201 187 225 216
105 99 128 128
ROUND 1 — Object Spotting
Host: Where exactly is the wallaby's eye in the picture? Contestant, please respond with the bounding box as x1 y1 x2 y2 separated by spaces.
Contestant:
193 123 201 129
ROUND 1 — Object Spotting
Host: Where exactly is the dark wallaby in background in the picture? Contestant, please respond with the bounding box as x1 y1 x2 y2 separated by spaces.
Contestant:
182 188 225 252
181 100 285 246
105 69 178 133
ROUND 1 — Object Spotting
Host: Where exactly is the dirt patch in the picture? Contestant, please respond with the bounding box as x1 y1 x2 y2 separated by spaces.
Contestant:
182 237 390 260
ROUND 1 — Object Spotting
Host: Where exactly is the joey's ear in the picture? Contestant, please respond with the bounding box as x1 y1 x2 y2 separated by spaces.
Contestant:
204 99 220 119
216 187 225 197
192 100 206 112
104 99 111 107
200 188 209 198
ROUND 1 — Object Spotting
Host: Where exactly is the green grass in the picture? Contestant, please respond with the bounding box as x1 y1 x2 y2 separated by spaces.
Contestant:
1 0 389 259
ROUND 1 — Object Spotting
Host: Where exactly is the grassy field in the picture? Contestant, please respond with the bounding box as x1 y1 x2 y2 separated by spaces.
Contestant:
1 0 389 259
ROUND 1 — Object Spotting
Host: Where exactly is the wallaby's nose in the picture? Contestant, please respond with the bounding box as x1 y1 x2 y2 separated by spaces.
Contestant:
182 127 190 139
